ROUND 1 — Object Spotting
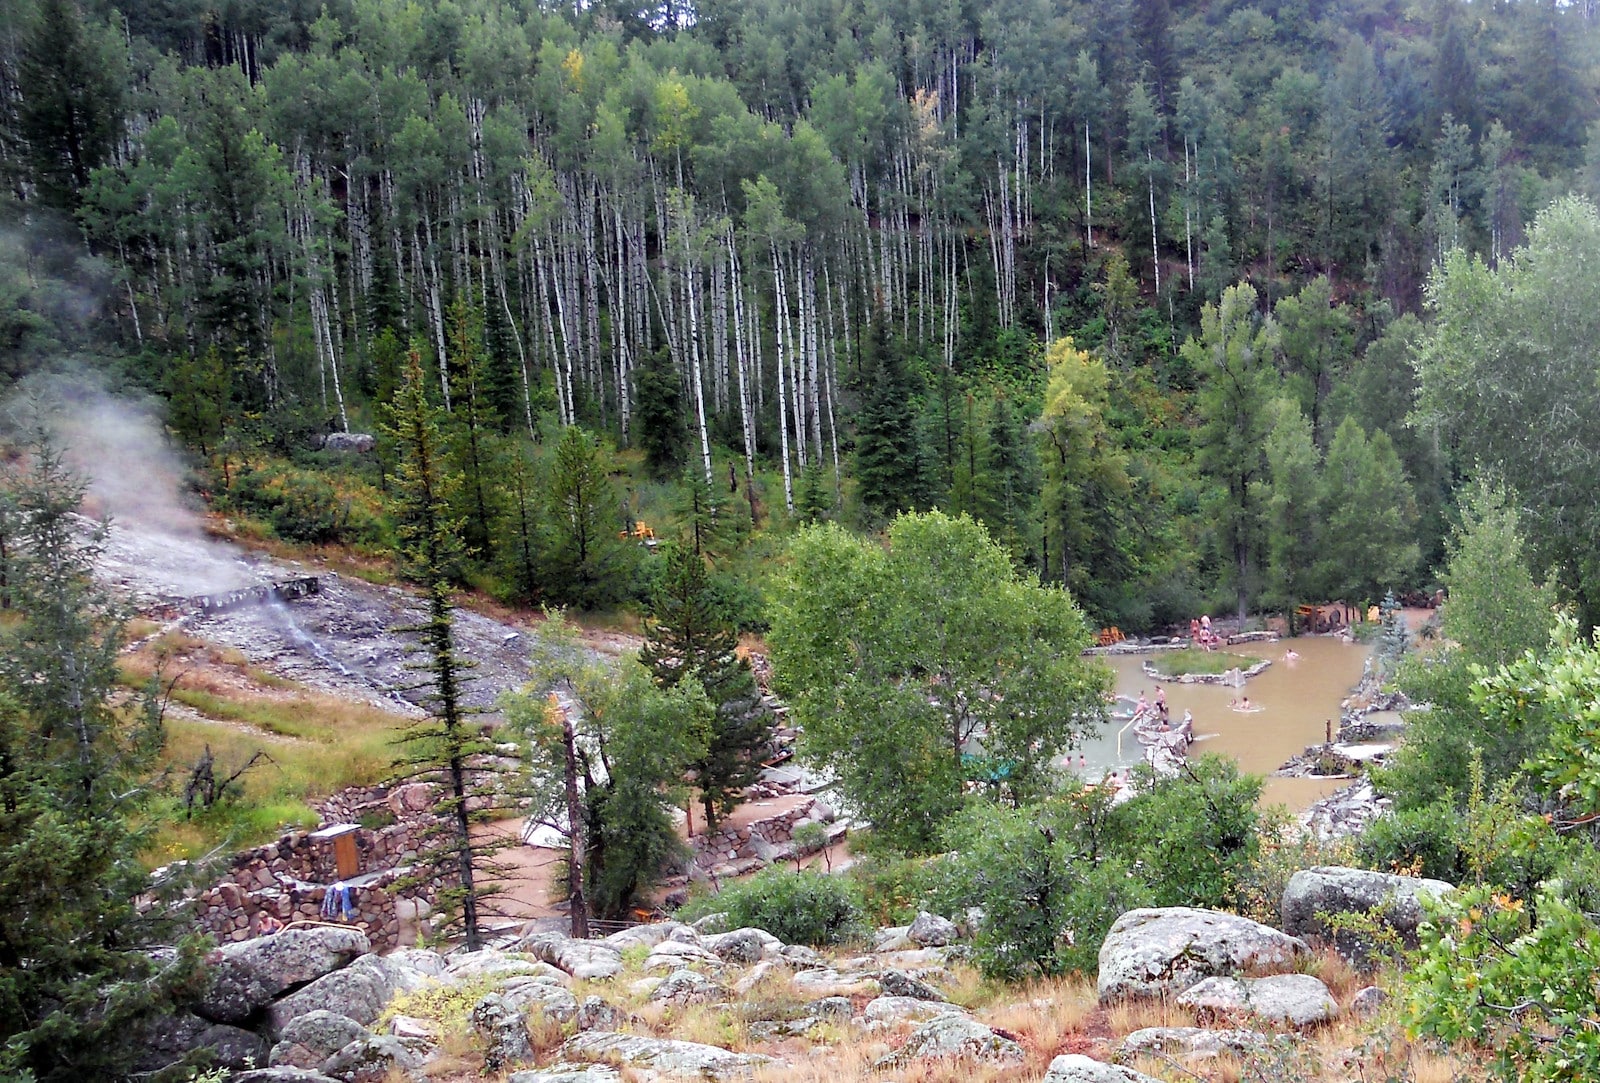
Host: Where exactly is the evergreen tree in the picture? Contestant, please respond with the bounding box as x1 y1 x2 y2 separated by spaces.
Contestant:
16 0 122 209
0 432 199 1081
855 323 927 524
633 347 686 479
383 348 498 951
1317 417 1418 605
541 425 631 609
1260 397 1321 631
640 542 772 833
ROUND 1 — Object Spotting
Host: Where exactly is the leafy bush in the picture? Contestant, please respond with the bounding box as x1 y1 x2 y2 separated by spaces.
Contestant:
926 756 1264 980
226 461 386 547
679 868 865 946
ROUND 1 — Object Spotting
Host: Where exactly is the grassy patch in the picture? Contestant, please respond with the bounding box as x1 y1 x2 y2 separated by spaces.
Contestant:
1146 647 1264 678
125 632 407 862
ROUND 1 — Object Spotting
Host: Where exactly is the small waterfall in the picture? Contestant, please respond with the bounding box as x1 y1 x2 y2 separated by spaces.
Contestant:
265 599 358 680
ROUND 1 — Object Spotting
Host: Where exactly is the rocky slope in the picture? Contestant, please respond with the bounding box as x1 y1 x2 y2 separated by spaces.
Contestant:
139 864 1458 1083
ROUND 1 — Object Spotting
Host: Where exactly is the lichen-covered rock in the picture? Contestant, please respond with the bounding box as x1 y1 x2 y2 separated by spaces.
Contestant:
1096 907 1309 1002
1280 866 1454 965
789 967 878 997
445 949 560 983
1350 985 1388 1017
321 1033 428 1082
908 911 959 947
1043 1053 1164 1083
1116 1026 1274 1061
878 968 946 1002
574 996 627 1031
561 1031 774 1079
322 432 377 453
498 975 580 1022
134 1012 269 1075
472 992 535 1072
704 928 772 965
1176 974 1339 1028
509 1063 623 1082
602 921 690 951
863 996 962 1024
199 927 371 1023
873 926 915 952
644 939 724 971
523 934 625 980
233 1069 344 1083
874 1013 1024 1068
269 955 398 1036
649 967 724 1006
269 1011 372 1069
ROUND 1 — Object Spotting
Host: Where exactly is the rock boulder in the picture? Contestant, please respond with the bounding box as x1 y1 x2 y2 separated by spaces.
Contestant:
1176 973 1339 1028
1281 866 1453 965
269 1011 372 1069
1043 1054 1164 1083
199 927 371 1024
1097 907 1309 1002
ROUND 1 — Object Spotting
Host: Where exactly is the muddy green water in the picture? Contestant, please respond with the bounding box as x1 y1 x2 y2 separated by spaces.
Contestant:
1069 637 1370 811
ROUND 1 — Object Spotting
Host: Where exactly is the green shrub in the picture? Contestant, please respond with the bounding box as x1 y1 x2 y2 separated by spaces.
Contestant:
225 461 387 547
678 868 865 946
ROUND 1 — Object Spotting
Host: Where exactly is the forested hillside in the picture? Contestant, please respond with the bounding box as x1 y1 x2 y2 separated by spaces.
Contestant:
6 0 1600 627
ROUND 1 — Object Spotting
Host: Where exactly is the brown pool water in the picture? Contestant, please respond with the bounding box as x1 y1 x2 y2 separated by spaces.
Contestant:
1085 637 1370 811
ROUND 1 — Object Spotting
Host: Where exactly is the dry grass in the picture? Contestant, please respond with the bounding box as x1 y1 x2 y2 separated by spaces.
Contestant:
1104 996 1196 1036
125 628 409 861
977 973 1100 1059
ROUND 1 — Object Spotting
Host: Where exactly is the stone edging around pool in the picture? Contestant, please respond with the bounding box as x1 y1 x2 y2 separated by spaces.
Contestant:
1138 657 1274 684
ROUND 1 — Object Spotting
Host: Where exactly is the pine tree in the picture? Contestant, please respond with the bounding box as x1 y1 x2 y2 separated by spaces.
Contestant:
0 431 199 1081
640 542 771 833
634 347 686 479
854 323 927 524
383 348 498 951
16 0 122 210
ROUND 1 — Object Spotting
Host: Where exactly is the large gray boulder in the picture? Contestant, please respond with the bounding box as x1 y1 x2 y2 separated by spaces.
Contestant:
445 949 564 983
1176 973 1339 1028
649 967 724 1006
875 1013 1025 1068
1116 1026 1275 1061
472 992 535 1072
908 911 959 947
268 955 398 1036
1043 1054 1164 1083
498 975 580 1022
1097 907 1309 1002
510 1065 623 1082
878 968 946 1002
863 996 962 1024
269 1011 372 1069
561 1031 774 1079
522 934 625 980
134 1012 269 1075
704 927 772 965
321 1033 428 1083
1280 866 1454 965
234 1070 344 1083
322 432 377 453
199 927 371 1024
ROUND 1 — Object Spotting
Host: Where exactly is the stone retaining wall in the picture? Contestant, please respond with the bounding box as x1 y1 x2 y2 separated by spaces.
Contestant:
687 797 845 878
190 782 446 950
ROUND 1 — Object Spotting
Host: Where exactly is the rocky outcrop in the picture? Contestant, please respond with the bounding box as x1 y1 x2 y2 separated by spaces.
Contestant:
1097 907 1309 1002
1297 780 1392 842
1176 973 1340 1028
1116 1026 1275 1061
269 1011 372 1069
1044 1054 1165 1083
200 927 372 1023
878 968 946 1001
874 1013 1024 1068
863 996 961 1023
133 1012 269 1076
268 955 398 1035
1281 865 1454 964
509 1065 623 1082
561 1031 775 1079
908 911 959 947
520 933 625 980
321 1033 429 1082
472 993 535 1072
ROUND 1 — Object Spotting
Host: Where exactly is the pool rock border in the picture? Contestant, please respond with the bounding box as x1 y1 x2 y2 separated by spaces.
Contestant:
1140 658 1272 685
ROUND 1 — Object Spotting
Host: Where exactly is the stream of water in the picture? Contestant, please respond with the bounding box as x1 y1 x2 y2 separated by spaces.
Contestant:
1068 637 1370 811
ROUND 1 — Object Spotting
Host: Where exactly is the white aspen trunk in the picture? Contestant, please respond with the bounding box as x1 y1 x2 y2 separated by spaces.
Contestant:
1184 138 1195 289
729 239 757 504
770 243 794 512
1148 148 1161 294
1085 121 1094 248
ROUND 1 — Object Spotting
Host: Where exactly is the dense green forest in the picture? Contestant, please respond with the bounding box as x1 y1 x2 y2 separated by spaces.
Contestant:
7 0 1600 627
